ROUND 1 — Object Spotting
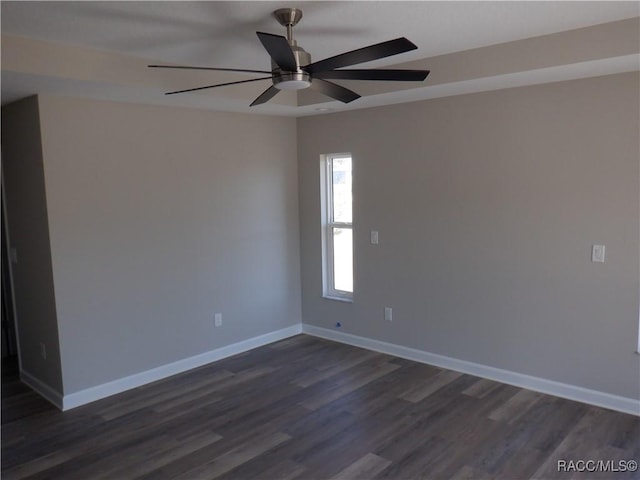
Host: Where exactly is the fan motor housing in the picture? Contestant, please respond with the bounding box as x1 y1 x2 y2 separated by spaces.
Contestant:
271 41 312 90
270 41 311 72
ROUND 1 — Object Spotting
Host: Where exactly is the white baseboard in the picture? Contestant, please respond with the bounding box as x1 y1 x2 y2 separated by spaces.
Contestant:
62 324 302 411
21 370 64 410
27 322 638 416
302 324 640 416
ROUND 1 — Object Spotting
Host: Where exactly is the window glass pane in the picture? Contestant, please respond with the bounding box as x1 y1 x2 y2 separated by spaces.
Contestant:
332 156 352 223
332 227 353 292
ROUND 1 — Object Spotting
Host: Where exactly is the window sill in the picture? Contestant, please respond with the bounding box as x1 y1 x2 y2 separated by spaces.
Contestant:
323 295 353 303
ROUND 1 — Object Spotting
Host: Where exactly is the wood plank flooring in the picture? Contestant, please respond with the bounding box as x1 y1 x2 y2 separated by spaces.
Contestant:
2 335 639 479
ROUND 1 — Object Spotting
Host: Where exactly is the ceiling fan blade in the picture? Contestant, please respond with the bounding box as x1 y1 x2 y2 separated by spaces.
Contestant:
304 38 417 74
256 32 297 71
313 69 430 82
149 65 272 74
310 79 361 104
165 76 273 95
250 85 280 106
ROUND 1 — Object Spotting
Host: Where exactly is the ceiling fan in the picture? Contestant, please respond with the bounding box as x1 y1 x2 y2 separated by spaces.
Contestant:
149 8 430 106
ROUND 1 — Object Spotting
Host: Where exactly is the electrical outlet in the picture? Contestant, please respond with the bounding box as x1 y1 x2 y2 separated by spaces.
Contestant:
39 342 47 360
214 313 222 327
385 307 393 322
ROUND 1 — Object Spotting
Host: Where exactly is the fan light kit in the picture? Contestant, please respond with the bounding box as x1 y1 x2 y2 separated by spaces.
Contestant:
149 8 430 106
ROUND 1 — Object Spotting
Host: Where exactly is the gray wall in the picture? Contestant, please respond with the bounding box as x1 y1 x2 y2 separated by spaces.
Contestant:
2 96 63 392
35 95 300 394
298 72 640 400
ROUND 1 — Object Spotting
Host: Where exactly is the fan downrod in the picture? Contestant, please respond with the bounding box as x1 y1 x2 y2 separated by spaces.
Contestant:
273 8 302 41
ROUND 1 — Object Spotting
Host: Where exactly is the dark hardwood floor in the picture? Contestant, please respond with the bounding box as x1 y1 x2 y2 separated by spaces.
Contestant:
2 335 639 479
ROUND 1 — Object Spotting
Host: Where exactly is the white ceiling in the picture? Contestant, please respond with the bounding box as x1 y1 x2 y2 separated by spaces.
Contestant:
2 1 639 116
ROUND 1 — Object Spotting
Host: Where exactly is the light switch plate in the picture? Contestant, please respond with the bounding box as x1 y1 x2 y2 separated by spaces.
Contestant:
592 245 605 263
371 230 379 245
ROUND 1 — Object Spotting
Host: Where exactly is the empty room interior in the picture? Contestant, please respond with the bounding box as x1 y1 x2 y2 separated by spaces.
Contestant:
1 1 639 479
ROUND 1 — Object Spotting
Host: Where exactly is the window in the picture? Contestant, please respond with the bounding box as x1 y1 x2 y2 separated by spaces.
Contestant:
321 154 353 300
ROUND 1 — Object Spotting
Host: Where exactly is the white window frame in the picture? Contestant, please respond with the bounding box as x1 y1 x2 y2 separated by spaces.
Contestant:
321 153 353 301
